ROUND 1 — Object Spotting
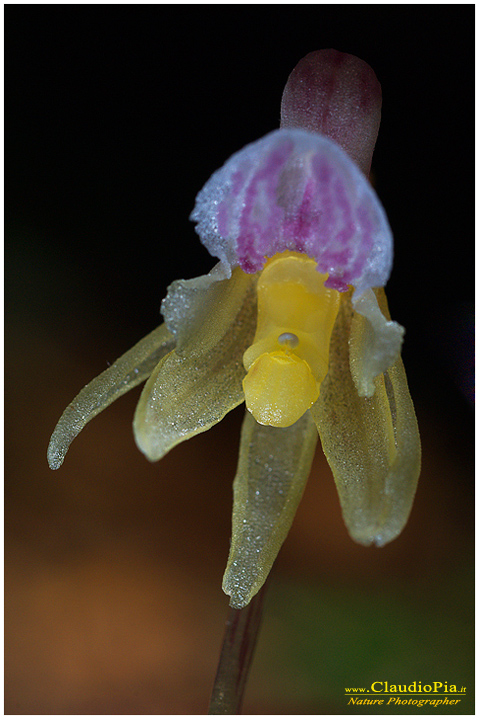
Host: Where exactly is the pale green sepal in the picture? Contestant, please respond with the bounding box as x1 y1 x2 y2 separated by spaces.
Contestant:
47 323 175 470
161 261 233 351
350 288 404 397
133 267 258 461
222 410 318 609
311 290 421 546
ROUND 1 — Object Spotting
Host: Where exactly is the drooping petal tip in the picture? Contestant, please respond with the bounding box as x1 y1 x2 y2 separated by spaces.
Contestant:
47 324 176 469
223 411 318 608
311 290 421 547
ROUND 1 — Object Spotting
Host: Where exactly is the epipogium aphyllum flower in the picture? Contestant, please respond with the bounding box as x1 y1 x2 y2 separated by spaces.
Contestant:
48 50 421 610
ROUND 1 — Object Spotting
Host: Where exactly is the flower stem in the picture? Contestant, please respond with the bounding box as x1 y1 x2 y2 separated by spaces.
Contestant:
208 583 268 714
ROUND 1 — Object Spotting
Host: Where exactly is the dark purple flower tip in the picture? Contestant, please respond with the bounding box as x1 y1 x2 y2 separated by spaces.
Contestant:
280 49 382 176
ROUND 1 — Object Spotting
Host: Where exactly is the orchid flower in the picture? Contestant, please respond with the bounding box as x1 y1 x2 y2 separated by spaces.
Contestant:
48 50 421 610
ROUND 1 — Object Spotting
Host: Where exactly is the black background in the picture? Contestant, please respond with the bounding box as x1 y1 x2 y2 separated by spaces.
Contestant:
7 6 473 379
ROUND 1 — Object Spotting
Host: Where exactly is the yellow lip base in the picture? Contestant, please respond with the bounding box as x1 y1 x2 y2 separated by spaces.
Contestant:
243 252 341 427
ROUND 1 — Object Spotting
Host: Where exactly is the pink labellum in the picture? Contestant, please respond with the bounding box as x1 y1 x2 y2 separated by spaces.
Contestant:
190 128 392 293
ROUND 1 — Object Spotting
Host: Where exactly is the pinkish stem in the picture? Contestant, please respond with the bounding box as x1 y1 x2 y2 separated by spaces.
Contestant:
208 582 268 714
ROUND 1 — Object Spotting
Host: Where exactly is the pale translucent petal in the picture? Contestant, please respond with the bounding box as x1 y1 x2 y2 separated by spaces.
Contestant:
47 324 175 470
350 288 405 396
161 261 233 348
222 410 318 609
133 267 258 461
311 290 421 546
